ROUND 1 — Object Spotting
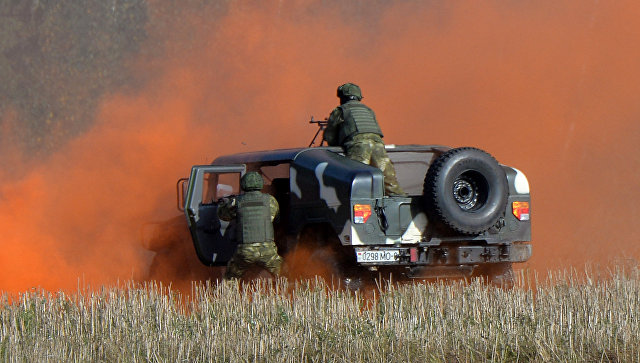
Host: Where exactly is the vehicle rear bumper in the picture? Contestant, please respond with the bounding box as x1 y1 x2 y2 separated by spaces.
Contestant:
354 243 532 266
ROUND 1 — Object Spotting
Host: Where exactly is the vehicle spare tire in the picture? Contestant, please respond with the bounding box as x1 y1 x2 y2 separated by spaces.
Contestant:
423 147 508 234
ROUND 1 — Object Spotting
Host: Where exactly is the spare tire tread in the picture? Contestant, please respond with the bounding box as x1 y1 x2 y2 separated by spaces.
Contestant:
423 147 508 234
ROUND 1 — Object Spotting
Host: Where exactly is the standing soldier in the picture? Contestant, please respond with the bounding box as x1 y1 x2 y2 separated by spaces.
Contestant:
323 83 406 196
217 172 282 279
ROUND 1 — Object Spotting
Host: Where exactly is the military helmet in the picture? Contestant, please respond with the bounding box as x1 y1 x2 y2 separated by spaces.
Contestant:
337 83 362 100
240 172 263 191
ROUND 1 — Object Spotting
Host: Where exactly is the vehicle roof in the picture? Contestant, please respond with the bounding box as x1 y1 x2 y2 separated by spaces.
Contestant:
212 145 451 165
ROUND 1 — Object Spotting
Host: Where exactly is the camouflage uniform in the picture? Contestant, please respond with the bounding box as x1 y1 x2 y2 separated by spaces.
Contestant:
323 94 406 196
217 174 282 279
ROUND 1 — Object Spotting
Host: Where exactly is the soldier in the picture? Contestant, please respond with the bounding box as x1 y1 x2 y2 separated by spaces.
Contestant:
217 172 282 279
323 83 406 196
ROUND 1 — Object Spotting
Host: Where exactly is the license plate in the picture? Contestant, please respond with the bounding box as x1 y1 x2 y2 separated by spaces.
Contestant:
356 249 400 263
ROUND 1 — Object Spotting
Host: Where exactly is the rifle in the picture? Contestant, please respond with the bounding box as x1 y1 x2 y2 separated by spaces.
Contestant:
308 116 328 147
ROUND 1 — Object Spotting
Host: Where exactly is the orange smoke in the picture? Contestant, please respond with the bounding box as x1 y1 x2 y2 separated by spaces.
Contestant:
1 1 639 291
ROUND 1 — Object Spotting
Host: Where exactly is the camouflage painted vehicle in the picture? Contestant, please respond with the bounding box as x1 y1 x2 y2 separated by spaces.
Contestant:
179 144 531 285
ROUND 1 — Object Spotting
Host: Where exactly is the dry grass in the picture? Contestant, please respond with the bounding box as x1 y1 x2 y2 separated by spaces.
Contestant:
1 269 639 362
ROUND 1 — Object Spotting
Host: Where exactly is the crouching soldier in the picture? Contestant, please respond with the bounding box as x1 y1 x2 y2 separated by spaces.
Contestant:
217 172 282 279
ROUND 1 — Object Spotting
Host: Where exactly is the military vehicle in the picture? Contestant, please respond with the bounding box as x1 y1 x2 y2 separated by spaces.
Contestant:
158 129 531 285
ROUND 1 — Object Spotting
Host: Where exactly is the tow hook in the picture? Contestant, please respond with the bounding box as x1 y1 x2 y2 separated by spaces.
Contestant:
500 245 511 259
480 248 495 261
434 248 448 263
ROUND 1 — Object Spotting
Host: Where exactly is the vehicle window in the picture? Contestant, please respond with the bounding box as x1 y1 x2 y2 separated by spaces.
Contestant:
202 172 240 204
215 173 240 200
256 163 290 196
259 163 290 186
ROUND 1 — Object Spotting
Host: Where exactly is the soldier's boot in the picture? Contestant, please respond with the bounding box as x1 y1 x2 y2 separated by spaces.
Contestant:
384 178 408 197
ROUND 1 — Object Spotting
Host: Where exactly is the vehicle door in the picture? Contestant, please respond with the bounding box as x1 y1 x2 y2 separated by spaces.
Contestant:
184 165 245 266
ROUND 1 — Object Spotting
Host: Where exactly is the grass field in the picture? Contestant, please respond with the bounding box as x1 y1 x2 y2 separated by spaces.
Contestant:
0 269 638 362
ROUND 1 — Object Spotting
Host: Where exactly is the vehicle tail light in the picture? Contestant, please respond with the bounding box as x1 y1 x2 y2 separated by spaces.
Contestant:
353 204 372 224
512 201 530 221
410 248 418 262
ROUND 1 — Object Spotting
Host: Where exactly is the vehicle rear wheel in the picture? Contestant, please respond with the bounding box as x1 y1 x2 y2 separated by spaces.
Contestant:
423 147 508 234
472 262 515 288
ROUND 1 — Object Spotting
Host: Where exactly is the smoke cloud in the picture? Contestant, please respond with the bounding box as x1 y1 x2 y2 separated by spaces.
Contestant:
0 0 639 291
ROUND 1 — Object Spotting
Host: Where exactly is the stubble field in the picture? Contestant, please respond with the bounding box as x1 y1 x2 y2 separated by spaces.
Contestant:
0 268 638 362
